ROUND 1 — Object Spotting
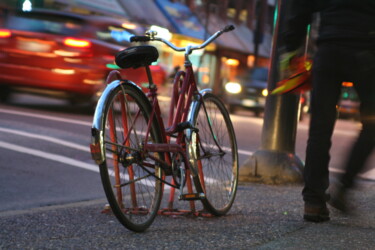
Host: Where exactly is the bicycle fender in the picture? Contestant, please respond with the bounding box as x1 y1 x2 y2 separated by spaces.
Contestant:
186 88 212 176
92 80 141 131
90 79 141 164
198 88 212 96
187 88 212 123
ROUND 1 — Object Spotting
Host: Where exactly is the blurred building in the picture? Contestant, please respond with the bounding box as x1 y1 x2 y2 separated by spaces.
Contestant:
153 0 274 94
182 0 275 94
2 0 275 94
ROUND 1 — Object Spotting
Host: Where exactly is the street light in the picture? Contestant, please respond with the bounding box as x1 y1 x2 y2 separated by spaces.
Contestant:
22 0 32 11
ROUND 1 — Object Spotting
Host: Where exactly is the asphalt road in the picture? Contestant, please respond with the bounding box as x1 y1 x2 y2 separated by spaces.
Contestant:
0 93 374 215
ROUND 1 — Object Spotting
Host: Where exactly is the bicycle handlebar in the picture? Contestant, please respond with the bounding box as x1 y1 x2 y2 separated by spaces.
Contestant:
223 24 235 32
130 25 235 54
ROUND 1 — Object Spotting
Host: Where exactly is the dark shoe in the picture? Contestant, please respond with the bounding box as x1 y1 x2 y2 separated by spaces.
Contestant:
304 203 330 222
328 181 349 213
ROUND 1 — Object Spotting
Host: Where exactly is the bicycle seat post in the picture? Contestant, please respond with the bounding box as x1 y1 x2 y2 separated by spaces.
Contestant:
145 65 156 90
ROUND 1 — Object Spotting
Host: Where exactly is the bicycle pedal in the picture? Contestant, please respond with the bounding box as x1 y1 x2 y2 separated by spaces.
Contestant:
179 193 205 201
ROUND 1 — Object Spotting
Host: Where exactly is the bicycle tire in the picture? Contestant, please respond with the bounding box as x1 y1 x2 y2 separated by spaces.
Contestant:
96 81 163 232
189 92 238 215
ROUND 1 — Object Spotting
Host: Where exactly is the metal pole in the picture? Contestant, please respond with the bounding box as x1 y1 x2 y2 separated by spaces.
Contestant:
239 0 305 184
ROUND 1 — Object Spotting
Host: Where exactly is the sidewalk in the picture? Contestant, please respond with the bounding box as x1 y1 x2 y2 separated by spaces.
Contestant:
1 178 374 249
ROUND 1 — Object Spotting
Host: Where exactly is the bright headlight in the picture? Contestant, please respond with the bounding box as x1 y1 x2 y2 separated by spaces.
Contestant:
225 82 242 94
262 88 268 97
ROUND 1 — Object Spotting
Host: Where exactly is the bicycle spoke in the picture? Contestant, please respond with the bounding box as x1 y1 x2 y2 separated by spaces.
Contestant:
190 93 238 215
98 83 163 232
117 173 153 187
121 84 142 146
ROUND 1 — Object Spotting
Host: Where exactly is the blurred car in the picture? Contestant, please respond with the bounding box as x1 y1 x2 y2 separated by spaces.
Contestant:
337 82 360 120
224 67 269 116
0 8 166 105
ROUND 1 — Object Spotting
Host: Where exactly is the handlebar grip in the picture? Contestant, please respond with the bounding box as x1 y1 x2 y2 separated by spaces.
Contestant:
130 36 151 42
223 25 235 32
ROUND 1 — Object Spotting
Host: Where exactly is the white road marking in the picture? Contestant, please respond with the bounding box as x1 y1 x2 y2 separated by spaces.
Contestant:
361 168 375 180
0 140 157 188
0 140 98 172
0 108 373 180
238 149 253 156
329 167 374 181
0 127 89 152
297 123 359 137
2 126 374 181
0 108 359 136
0 109 91 126
0 109 256 156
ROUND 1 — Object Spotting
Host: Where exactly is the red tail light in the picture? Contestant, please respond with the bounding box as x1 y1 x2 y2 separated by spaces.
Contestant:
0 29 11 38
342 82 353 87
63 37 91 48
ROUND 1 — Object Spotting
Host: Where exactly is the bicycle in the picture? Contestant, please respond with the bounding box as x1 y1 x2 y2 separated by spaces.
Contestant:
90 25 239 232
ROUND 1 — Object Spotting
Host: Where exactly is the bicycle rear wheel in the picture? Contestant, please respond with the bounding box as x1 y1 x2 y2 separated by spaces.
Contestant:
189 92 238 215
95 81 163 232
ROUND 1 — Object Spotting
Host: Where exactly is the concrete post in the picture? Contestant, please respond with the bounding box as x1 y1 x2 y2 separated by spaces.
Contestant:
239 0 305 184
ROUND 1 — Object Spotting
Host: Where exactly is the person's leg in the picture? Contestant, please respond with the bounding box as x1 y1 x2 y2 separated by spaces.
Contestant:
329 49 375 212
341 116 375 188
341 50 375 188
303 44 343 206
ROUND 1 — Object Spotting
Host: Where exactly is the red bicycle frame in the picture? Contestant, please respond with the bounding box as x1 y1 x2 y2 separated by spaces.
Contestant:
142 64 201 211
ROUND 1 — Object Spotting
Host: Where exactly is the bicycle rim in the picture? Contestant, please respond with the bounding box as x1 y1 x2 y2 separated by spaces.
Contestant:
99 83 163 232
190 93 238 215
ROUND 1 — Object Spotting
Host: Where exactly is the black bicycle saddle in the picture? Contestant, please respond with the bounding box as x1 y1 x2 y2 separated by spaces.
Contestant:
115 45 159 69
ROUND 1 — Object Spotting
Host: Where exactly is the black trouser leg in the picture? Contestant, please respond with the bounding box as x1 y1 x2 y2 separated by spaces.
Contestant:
302 45 343 205
341 127 375 188
340 51 375 188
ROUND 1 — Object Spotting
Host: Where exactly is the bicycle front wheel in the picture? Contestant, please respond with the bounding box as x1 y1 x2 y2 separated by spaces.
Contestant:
94 81 163 232
189 92 238 215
